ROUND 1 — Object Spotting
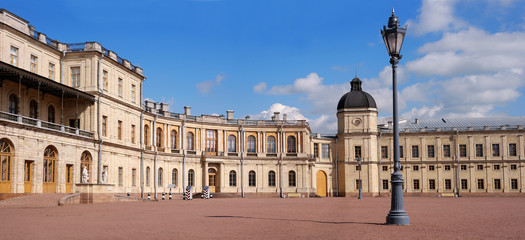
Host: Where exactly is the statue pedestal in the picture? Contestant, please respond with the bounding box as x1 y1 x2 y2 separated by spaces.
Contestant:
75 183 115 204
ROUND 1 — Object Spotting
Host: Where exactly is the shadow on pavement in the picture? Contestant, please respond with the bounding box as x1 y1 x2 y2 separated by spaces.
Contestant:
207 215 384 226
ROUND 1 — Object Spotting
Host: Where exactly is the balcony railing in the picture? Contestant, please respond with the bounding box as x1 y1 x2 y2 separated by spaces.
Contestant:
0 111 94 138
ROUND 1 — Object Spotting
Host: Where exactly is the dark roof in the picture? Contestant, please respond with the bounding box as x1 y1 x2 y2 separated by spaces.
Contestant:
337 77 377 110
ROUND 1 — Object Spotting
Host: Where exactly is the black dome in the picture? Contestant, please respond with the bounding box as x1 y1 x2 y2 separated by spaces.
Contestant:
337 77 377 110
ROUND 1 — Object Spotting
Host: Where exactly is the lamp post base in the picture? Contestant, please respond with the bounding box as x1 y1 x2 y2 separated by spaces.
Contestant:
386 212 410 225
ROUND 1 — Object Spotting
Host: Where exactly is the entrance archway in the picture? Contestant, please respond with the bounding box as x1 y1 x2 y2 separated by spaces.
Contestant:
208 168 217 193
0 139 13 193
43 146 57 193
316 170 327 197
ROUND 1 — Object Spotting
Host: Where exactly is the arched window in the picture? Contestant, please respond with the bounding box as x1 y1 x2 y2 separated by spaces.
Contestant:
187 132 194 150
156 127 162 148
188 169 194 186
29 100 38 119
287 136 296 153
288 170 296 187
80 151 91 183
146 167 150 186
267 136 276 153
170 130 177 150
144 125 150 147
268 170 276 187
172 168 178 186
8 94 17 114
43 146 57 193
249 170 256 187
228 135 236 152
0 139 13 190
48 105 55 123
158 168 163 187
229 170 236 187
247 136 256 153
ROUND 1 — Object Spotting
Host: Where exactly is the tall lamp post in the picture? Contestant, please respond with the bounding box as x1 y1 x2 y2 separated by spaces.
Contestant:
357 157 362 199
381 9 410 225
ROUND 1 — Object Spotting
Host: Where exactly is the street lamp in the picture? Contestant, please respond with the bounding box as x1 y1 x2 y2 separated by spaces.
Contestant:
357 156 362 199
381 8 410 225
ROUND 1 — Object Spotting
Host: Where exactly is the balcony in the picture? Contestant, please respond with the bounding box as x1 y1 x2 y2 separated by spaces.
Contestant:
0 111 94 138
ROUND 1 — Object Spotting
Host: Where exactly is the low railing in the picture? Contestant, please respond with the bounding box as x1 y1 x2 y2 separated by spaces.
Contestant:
68 43 86 52
0 111 94 138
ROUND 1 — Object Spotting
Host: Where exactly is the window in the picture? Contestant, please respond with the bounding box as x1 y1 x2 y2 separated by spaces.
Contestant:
43 146 57 184
427 145 435 158
509 143 517 157
288 171 296 187
492 144 500 157
355 146 362 158
445 179 452 190
460 144 467 157
413 179 420 190
247 136 256 153
287 136 296 153
132 168 136 186
118 78 122 97
228 135 236 152
29 100 38 119
205 130 217 154
399 146 404 158
314 144 319 157
443 145 450 158
158 168 163 187
355 179 362 190
355 165 361 171
188 169 194 186
69 119 80 129
493 164 500 170
382 179 389 190
131 84 136 103
30 55 37 73
412 145 419 158
477 179 484 190
322 144 330 158
229 170 236 187
144 125 150 146
171 130 177 149
428 165 435 171
268 171 276 187
48 105 55 123
444 165 451 171
9 94 18 114
102 116 108 137
511 179 518 190
267 136 276 153
102 70 108 91
156 127 163 148
71 67 80 87
461 179 468 190
413 165 419 171
146 167 150 186
131 125 136 144
475 144 483 157
461 164 467 171
511 164 517 170
249 171 256 187
118 167 123 186
382 166 388 171
48 63 55 80
477 164 483 170
10 46 18 66
494 179 501 190
172 169 177 186
186 132 194 150
429 179 436 190
117 121 122 140
381 146 388 159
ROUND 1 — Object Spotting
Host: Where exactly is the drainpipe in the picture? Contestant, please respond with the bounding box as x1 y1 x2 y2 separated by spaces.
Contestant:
378 132 382 196
97 54 104 184
153 111 158 200
182 119 186 189
60 52 65 84
280 125 284 198
335 137 339 197
140 108 144 198
456 130 460 197
240 125 245 198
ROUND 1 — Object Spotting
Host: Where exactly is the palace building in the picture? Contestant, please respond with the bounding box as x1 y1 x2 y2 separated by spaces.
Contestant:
0 9 523 199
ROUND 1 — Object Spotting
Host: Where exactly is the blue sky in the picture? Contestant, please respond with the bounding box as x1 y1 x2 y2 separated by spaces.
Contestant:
4 0 525 133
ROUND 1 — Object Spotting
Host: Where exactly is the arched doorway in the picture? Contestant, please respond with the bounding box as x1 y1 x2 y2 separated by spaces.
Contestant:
43 146 57 193
316 170 327 197
208 168 217 193
0 139 13 193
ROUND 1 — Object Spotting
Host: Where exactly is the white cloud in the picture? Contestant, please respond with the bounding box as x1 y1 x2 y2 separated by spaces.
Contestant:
332 65 350 72
253 82 267 93
196 73 226 94
406 0 467 36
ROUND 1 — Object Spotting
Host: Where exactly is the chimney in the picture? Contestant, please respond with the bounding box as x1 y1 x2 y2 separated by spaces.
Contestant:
226 110 234 120
184 106 191 115
283 114 287 121
273 112 280 121
415 118 419 124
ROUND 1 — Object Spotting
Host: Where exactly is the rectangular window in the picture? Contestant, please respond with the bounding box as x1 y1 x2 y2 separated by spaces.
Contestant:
477 179 484 190
322 144 330 158
509 143 517 157
71 67 80 87
381 146 388 159
268 172 276 187
205 130 217 154
103 70 108 91
511 164 517 170
413 179 420 190
10 46 18 66
427 145 435 158
399 146 404 158
429 179 436 190
314 144 319 158
131 125 136 143
118 78 123 97
492 144 500 157
382 166 388 171
412 165 419 171
132 168 136 186
355 179 361 190
30 55 38 73
117 120 122 140
412 145 419 158
354 146 361 158
493 164 500 170
131 84 136 103
444 165 451 171
443 145 450 158
382 179 389 190
494 179 501 190
477 164 483 170
355 165 361 171
461 179 468 190
461 164 467 171
428 165 435 171
459 144 467 157
118 167 123 186
445 179 452 190
476 144 483 157
511 179 518 190
48 63 55 80
102 116 108 137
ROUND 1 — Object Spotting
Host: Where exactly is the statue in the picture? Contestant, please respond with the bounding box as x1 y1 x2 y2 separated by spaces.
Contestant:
81 165 89 183
102 166 108 184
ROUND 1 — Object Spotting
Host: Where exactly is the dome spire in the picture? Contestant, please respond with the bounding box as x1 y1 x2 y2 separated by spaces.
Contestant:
350 76 362 91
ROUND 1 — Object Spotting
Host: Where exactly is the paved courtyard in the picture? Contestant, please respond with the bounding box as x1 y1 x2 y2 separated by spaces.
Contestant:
1 195 524 239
